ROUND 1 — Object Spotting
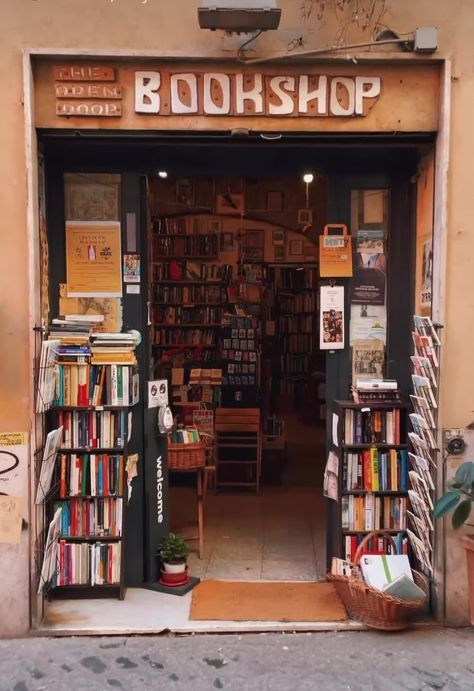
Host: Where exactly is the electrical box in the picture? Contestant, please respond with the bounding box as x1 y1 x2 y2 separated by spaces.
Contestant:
414 27 438 53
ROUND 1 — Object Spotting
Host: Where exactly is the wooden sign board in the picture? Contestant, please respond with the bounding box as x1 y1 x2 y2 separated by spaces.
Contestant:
53 65 123 117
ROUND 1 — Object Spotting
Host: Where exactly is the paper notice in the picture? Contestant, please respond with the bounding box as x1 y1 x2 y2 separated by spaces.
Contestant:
126 453 139 503
323 451 339 502
0 496 23 544
332 412 339 447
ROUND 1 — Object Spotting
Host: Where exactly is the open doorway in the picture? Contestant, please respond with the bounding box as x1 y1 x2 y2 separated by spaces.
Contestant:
148 171 329 581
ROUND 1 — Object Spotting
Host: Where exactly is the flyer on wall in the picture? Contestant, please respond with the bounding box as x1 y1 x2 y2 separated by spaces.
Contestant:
350 303 387 344
66 221 122 297
351 338 385 386
351 229 386 305
320 285 345 350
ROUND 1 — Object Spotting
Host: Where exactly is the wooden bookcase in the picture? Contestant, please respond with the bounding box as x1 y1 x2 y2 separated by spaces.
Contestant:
34 333 140 601
332 400 409 563
269 266 320 415
45 399 135 600
151 215 228 403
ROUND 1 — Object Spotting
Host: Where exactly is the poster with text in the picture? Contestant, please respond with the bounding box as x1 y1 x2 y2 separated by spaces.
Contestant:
421 238 433 310
66 221 122 297
0 432 28 544
350 304 387 344
320 285 345 350
351 338 384 386
351 229 386 305
123 253 141 284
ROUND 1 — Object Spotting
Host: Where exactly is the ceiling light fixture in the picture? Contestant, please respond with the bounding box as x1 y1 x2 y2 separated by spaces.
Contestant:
198 0 281 33
158 171 168 179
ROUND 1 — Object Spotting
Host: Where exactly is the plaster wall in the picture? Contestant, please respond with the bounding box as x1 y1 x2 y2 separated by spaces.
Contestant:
1 0 473 633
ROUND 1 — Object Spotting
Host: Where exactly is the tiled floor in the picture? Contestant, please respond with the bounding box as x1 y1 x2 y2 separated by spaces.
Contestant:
172 487 327 581
171 416 327 581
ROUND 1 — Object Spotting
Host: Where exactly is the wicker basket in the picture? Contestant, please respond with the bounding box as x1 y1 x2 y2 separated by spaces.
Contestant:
329 531 429 631
167 441 206 470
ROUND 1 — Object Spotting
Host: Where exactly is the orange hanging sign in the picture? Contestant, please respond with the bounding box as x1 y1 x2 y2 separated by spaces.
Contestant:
319 223 353 277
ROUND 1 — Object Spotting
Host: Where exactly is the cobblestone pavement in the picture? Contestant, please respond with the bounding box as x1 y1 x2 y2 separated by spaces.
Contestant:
1 628 474 691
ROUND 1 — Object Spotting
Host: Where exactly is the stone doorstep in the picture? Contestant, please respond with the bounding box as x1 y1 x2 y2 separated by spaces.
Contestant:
37 617 439 637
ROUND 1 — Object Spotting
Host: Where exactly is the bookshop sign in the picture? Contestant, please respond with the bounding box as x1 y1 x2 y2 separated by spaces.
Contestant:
52 65 381 118
134 71 382 118
34 59 441 132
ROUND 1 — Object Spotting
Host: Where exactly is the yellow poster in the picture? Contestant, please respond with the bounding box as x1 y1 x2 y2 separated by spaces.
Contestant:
66 221 122 297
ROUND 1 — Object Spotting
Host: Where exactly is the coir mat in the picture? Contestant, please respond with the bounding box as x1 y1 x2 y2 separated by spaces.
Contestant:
190 580 348 622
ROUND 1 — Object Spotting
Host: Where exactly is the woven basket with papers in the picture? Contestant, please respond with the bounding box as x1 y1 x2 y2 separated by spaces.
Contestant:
329 531 428 631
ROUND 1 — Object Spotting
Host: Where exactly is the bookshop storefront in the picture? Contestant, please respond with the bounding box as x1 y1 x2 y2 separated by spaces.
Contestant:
27 54 449 633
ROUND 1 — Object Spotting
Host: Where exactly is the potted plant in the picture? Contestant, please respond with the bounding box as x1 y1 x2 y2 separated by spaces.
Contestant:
433 461 474 623
157 532 189 586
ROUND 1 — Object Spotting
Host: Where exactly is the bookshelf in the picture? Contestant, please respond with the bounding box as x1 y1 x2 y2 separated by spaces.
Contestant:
269 266 320 414
334 400 409 563
151 215 233 404
35 330 139 600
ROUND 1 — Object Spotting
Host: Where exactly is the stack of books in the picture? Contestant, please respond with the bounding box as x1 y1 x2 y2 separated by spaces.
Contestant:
353 378 401 404
90 332 139 365
169 427 201 445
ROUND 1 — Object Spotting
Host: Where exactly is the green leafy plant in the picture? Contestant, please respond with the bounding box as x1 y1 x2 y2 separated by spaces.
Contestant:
433 462 474 529
157 532 189 563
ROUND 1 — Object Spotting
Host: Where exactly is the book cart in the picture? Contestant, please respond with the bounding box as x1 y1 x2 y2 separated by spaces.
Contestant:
34 328 139 601
333 400 410 562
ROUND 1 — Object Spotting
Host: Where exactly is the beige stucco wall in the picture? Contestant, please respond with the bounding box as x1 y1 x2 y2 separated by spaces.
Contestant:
1 0 473 635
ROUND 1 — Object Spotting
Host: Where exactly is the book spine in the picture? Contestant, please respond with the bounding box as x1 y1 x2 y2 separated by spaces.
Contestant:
60 455 67 498
371 448 379 492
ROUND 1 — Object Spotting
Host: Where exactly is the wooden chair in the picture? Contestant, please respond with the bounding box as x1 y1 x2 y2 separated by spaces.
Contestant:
215 408 261 492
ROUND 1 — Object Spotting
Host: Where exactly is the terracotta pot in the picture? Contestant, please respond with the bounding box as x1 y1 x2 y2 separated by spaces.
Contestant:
461 534 474 625
160 567 188 586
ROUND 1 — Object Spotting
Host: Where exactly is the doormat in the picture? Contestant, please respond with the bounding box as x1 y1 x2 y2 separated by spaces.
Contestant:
190 580 348 622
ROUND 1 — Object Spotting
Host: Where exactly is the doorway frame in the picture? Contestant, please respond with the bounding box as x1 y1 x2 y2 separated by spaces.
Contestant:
23 50 450 629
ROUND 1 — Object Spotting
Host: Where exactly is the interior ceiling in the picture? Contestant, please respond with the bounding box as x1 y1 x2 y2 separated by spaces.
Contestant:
40 130 431 176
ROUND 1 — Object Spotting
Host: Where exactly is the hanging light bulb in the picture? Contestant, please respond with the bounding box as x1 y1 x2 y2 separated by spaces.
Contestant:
158 171 168 179
302 172 315 209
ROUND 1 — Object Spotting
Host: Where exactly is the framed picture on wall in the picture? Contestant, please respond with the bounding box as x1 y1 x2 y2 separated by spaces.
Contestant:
207 218 222 233
266 190 284 212
272 229 285 246
274 245 285 261
220 232 234 252
297 208 313 225
176 179 194 207
290 239 304 256
242 229 264 261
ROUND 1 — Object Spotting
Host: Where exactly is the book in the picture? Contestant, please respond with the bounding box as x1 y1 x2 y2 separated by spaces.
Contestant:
382 573 425 601
359 553 413 590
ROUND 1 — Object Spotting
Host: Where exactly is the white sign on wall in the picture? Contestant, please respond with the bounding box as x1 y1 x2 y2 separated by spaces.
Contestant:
134 71 381 118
